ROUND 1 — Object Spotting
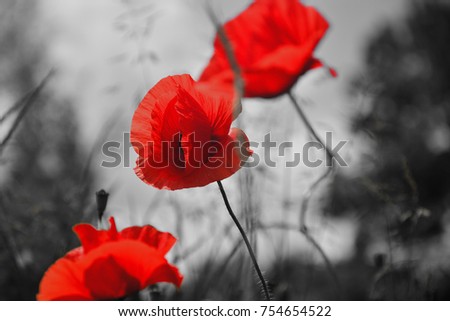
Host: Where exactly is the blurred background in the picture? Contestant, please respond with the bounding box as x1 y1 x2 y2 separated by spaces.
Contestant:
1 0 450 300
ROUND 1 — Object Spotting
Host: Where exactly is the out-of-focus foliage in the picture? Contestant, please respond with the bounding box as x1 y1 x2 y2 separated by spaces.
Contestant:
0 0 94 300
325 0 450 299
3 0 450 301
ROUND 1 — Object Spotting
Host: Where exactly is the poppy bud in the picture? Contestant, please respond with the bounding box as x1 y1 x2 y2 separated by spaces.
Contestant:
373 253 386 269
95 189 109 221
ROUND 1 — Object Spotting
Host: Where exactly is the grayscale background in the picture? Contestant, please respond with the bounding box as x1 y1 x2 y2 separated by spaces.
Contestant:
1 0 449 300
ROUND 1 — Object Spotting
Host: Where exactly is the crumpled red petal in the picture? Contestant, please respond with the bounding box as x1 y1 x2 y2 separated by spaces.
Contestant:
131 74 250 190
199 0 336 98
73 217 176 256
37 218 182 300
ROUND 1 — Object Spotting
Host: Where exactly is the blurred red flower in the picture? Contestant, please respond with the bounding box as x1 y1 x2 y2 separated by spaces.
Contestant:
131 74 252 190
37 217 182 300
199 0 336 98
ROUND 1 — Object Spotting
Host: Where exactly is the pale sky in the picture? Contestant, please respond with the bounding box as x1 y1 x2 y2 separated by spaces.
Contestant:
34 0 409 266
39 0 408 144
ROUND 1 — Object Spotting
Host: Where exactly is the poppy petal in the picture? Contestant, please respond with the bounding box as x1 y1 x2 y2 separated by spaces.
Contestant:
72 217 119 253
83 255 141 300
38 219 182 301
37 257 91 301
131 74 249 190
120 225 177 255
199 0 334 98
81 241 183 295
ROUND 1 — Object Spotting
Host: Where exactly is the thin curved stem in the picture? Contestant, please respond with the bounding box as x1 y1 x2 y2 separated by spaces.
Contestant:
287 91 342 299
299 166 334 229
287 92 334 163
0 70 54 157
287 91 336 228
217 181 271 300
302 230 342 298
204 4 243 118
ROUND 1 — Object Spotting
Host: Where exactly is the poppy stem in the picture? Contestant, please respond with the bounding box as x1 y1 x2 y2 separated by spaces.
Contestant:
217 180 271 300
287 91 336 228
287 91 342 298
287 92 334 163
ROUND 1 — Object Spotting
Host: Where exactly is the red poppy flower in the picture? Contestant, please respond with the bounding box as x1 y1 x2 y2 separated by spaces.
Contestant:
199 0 337 98
37 217 182 300
131 74 252 190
